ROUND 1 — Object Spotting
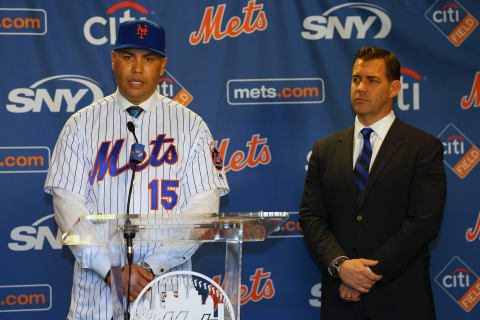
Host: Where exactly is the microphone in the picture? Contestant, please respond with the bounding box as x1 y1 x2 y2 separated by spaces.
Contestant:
127 121 138 143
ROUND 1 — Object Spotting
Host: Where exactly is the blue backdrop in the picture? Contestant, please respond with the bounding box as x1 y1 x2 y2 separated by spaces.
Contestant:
1 0 479 318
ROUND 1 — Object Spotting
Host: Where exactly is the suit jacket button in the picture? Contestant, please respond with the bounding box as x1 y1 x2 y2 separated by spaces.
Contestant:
356 215 363 221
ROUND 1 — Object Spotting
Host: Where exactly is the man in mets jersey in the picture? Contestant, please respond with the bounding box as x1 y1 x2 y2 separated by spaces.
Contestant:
44 20 229 319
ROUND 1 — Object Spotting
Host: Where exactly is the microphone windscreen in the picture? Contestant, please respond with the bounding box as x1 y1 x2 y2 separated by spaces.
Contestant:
127 121 135 133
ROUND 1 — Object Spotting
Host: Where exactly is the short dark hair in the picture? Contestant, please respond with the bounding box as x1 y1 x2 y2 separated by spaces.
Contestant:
354 46 400 81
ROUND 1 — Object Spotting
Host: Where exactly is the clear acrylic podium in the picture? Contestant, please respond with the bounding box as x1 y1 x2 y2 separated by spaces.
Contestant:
62 212 288 320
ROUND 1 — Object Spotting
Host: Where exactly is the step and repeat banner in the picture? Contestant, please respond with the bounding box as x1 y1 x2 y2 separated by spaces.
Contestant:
0 0 479 319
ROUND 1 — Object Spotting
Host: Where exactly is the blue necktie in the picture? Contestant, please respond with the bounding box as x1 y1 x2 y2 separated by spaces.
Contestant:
126 106 143 118
354 128 373 203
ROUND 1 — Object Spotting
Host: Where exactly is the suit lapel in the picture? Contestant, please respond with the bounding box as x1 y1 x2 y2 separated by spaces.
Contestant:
359 118 405 207
337 126 357 202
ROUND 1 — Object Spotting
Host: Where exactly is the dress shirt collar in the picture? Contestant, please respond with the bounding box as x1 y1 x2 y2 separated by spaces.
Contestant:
113 89 163 113
354 110 396 140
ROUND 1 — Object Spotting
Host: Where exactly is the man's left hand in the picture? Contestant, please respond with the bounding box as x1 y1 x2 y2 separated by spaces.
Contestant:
339 283 361 302
122 264 155 302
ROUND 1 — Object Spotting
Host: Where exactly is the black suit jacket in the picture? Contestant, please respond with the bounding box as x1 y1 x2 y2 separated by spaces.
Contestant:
299 118 446 320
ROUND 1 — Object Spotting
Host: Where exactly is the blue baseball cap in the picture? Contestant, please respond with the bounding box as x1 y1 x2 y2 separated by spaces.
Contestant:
113 19 167 57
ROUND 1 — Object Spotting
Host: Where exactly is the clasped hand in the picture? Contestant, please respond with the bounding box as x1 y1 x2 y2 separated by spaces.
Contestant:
338 259 382 302
106 264 155 302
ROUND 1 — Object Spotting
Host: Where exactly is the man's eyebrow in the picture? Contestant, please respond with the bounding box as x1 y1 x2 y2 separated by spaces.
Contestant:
143 52 160 58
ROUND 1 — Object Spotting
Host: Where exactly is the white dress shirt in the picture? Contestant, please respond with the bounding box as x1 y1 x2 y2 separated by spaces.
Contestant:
353 111 396 169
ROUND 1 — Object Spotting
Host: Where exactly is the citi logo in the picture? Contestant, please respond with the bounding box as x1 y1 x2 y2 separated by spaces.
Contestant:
425 0 478 47
84 1 149 45
157 70 193 107
435 256 480 312
432 3 460 23
6 75 103 113
444 135 465 155
442 269 471 288
301 2 391 40
437 123 480 179
397 68 422 111
8 214 62 251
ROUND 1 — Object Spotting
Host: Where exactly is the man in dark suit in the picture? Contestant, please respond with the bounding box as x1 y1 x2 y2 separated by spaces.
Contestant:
299 47 446 320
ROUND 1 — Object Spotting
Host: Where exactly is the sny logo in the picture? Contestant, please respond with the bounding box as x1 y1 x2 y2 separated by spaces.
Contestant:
301 3 391 40
461 72 480 109
8 214 62 251
425 0 478 46
435 256 480 312
5 75 103 113
438 123 480 178
136 23 148 39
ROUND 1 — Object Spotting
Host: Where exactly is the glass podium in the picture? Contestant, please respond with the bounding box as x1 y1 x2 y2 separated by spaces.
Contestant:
62 212 289 320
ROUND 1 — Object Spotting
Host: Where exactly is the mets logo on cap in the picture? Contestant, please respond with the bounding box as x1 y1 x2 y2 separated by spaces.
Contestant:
136 23 148 39
113 19 167 57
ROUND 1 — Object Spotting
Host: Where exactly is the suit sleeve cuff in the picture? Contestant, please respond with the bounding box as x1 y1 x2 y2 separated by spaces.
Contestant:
328 256 349 277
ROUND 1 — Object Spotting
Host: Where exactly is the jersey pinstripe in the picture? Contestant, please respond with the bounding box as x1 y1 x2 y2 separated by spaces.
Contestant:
45 91 229 319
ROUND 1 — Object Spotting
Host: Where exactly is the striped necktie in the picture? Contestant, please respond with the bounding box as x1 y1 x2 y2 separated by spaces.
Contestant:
126 106 143 118
354 128 373 203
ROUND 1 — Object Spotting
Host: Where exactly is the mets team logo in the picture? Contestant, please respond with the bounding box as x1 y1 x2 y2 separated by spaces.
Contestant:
461 72 480 109
437 123 480 178
210 142 224 171
435 256 480 312
136 23 148 39
89 135 177 185
466 211 480 242
189 0 268 45
130 271 235 319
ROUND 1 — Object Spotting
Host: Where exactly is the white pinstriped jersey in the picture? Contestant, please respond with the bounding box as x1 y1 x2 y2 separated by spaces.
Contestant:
45 91 229 319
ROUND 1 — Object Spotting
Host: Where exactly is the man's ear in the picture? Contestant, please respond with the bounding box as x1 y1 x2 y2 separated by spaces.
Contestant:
390 79 401 98
159 56 168 77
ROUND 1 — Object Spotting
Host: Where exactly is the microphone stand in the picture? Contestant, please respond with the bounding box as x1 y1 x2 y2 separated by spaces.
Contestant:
124 121 143 319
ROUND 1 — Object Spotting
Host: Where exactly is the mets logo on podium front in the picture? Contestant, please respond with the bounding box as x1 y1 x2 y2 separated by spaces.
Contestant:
130 271 235 320
435 256 480 312
438 123 480 179
425 0 478 46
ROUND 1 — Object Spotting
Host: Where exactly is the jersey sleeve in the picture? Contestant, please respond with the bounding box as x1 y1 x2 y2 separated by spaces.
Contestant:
44 116 89 197
182 120 229 200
